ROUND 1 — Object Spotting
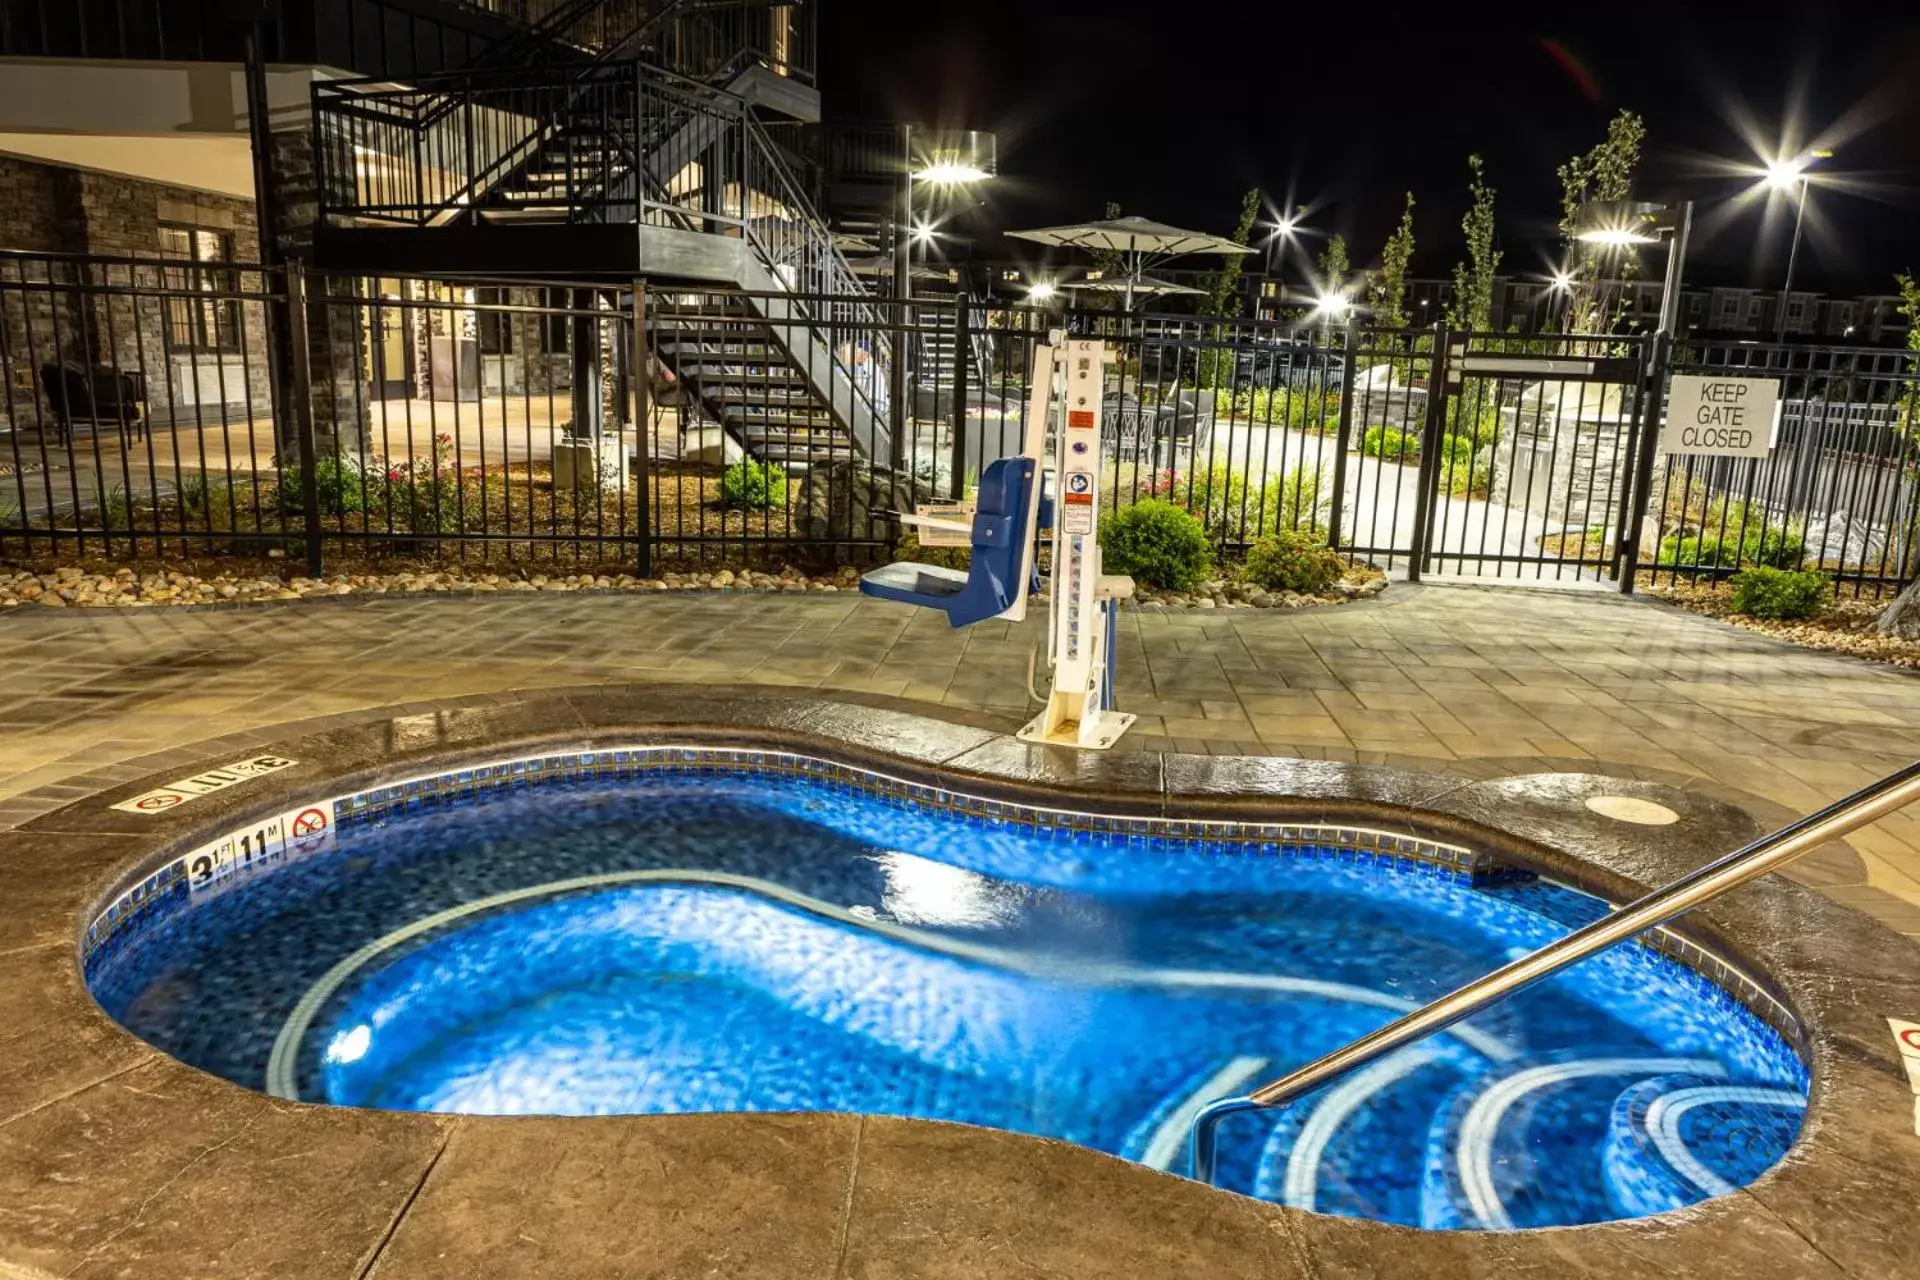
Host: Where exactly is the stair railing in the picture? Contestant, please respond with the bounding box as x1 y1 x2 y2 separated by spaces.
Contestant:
1189 760 1920 1186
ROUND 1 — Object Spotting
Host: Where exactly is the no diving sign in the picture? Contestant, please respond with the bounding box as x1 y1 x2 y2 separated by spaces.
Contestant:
1661 375 1782 458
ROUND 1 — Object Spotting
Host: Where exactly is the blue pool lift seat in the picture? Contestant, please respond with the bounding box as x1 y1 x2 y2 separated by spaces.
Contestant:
859 456 1037 628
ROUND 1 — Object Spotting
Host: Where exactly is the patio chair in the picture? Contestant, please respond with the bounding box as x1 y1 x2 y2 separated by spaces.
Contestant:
38 362 148 445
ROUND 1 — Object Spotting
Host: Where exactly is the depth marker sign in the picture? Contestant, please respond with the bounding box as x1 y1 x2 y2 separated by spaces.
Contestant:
111 755 298 814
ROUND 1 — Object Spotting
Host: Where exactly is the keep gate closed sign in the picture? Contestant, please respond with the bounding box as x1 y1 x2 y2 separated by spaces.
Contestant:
1660 375 1782 459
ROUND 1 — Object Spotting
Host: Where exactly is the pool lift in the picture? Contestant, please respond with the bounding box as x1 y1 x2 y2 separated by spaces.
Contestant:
859 336 1136 750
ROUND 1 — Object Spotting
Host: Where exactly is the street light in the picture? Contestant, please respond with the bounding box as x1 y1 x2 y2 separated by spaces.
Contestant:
1758 149 1831 343
894 128 995 302
1573 200 1693 335
1026 281 1058 305
1546 268 1574 331
1261 211 1303 288
1311 290 1351 323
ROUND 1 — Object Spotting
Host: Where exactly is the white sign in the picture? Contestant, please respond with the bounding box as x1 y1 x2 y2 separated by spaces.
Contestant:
1661 375 1781 458
1890 1017 1920 1136
911 500 975 548
111 755 299 814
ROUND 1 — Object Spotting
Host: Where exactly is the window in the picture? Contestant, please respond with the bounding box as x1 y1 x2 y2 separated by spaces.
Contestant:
540 287 571 354
1786 298 1806 321
476 286 513 355
158 225 241 352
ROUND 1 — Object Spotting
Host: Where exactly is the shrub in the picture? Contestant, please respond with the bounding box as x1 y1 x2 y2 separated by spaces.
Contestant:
1232 386 1341 435
1098 499 1212 591
277 453 367 516
1728 566 1830 620
1446 389 1503 447
1659 531 1741 569
1659 523 1805 571
1747 526 1807 569
94 483 132 530
1135 464 1250 544
1241 531 1343 594
719 459 787 510
1437 432 1493 498
1361 426 1418 461
1258 466 1327 537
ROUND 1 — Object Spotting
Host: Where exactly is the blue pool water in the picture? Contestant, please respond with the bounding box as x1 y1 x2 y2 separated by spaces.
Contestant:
86 761 1807 1230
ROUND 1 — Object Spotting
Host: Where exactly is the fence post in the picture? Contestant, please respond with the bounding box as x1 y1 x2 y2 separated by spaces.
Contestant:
631 278 653 578
1325 318 1360 552
282 262 324 579
1406 324 1452 582
949 301 970 499
1617 332 1673 595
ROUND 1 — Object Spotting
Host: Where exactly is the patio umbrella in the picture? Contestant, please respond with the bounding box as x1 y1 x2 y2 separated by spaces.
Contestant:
1060 274 1205 303
1008 215 1254 309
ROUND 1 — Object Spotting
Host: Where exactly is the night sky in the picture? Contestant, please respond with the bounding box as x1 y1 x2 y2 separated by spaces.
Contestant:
817 1 1920 295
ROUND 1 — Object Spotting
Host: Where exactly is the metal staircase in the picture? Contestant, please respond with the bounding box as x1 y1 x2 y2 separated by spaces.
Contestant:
650 294 867 465
310 0 886 466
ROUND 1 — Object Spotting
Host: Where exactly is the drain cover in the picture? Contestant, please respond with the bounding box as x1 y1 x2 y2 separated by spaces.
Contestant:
1583 795 1680 826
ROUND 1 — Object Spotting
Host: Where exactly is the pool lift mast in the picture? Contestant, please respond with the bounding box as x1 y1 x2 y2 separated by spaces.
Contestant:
1016 337 1136 750
857 335 1135 750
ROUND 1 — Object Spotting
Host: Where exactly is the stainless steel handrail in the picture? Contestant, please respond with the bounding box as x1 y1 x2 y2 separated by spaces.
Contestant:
1189 760 1920 1184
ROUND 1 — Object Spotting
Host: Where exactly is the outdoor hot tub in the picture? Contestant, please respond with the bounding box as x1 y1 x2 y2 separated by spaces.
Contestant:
84 748 1807 1231
9 689 1914 1279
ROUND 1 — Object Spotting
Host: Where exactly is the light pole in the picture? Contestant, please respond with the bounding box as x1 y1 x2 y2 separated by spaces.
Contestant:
1261 212 1301 318
895 129 995 303
1573 200 1693 336
1765 152 1827 343
1546 268 1573 332
1573 199 1693 596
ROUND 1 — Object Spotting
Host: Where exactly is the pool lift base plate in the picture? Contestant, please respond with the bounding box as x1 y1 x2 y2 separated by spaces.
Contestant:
1016 710 1137 752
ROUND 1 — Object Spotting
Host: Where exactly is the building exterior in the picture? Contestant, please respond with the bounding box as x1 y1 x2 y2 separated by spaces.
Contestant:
0 1 949 471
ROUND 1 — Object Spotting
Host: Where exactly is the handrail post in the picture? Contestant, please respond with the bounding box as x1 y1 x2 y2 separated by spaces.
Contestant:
1188 758 1920 1187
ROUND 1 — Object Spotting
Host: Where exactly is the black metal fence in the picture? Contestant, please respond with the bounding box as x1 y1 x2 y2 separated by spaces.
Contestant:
2 248 1916 595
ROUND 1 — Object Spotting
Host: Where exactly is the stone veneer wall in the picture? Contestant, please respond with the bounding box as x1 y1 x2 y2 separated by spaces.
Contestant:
0 153 272 435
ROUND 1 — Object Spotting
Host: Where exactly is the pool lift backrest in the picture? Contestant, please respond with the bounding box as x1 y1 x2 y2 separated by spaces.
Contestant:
856 336 1135 750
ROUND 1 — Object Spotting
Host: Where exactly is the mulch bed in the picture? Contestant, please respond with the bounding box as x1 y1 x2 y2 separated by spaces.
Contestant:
1646 581 1920 672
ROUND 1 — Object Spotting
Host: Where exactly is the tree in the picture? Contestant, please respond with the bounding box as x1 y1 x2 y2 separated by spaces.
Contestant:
1195 188 1263 387
1202 186 1262 318
1873 271 1920 638
1557 109 1646 335
1317 233 1351 299
1370 193 1416 328
1448 155 1500 332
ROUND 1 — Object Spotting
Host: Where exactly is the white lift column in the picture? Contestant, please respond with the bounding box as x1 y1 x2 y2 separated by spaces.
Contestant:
1018 338 1135 750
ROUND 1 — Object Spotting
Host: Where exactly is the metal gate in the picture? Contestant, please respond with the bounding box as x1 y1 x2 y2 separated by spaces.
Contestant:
1377 329 1659 585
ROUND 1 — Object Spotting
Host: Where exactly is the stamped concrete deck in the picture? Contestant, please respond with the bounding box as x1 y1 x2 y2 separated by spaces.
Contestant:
3 688 1918 1279
0 583 1917 937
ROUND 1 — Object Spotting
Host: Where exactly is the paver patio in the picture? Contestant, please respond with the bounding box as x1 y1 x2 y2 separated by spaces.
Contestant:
1 582 1916 938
